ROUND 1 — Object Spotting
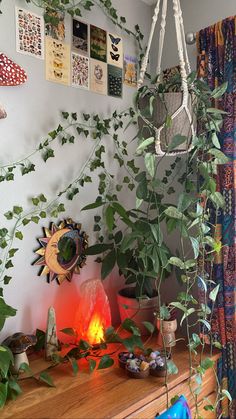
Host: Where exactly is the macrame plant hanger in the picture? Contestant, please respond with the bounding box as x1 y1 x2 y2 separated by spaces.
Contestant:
138 0 195 156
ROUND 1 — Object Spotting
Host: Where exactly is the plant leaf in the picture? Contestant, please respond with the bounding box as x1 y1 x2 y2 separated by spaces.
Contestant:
97 355 114 370
39 372 55 387
101 249 116 279
168 135 187 151
209 284 220 302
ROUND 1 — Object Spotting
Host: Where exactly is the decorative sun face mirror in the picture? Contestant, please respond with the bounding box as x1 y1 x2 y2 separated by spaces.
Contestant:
33 219 88 284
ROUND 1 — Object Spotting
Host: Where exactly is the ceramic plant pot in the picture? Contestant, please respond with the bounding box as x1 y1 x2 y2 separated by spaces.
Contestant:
117 287 158 335
157 318 178 347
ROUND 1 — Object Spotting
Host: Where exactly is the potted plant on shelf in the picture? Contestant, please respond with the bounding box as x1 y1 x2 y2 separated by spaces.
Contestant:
156 304 178 348
84 197 172 335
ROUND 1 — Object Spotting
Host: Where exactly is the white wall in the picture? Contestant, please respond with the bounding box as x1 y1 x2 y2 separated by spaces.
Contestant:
0 0 152 340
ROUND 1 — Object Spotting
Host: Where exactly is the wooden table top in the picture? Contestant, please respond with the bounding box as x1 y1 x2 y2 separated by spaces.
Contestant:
1 339 220 419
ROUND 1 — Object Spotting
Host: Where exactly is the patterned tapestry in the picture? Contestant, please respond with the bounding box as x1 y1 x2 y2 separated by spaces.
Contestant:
197 17 236 419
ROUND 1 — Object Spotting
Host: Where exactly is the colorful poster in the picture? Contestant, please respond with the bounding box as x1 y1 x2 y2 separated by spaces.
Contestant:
71 52 89 89
90 59 107 95
15 7 44 59
72 19 88 55
45 8 65 41
124 55 138 87
108 64 122 98
107 32 123 68
90 25 107 62
45 37 70 86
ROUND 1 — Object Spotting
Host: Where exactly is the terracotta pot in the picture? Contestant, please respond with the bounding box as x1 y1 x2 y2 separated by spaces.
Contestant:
117 288 158 335
156 318 178 347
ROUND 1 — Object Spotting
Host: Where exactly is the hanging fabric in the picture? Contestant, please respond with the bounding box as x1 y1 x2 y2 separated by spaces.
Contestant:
197 16 236 419
137 0 195 156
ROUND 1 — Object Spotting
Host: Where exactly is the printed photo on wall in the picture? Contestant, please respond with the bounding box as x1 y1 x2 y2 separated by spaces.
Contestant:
72 19 88 55
71 52 89 89
124 55 138 87
108 64 122 98
107 33 123 68
90 25 107 62
45 8 65 41
15 7 44 59
90 59 107 95
45 37 70 86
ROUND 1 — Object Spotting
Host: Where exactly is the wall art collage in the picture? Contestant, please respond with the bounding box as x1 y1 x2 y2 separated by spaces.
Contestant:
15 6 138 97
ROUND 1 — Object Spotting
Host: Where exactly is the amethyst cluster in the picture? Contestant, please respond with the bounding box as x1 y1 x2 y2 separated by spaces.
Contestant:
149 351 166 371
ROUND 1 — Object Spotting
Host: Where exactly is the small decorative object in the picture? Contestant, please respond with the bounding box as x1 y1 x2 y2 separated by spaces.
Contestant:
45 307 58 360
2 332 37 373
149 351 167 377
0 53 27 86
75 278 111 346
157 306 177 348
33 219 88 284
118 351 135 369
126 358 150 379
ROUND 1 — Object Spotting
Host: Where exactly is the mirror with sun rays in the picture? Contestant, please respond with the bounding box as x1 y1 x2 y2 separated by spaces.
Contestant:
33 219 88 284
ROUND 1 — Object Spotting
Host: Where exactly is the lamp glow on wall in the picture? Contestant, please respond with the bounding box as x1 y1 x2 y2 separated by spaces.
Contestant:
75 279 111 345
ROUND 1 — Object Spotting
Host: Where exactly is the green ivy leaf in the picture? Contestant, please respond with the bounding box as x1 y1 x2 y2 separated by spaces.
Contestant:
31 216 40 224
8 248 18 258
15 231 23 240
3 276 12 285
13 206 23 215
4 211 13 220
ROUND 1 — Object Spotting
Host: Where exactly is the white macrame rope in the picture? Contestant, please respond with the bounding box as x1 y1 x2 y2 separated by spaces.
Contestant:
137 0 161 89
177 0 191 75
138 0 195 156
155 0 167 78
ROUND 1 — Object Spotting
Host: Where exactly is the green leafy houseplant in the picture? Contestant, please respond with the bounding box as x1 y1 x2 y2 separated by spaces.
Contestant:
0 0 233 414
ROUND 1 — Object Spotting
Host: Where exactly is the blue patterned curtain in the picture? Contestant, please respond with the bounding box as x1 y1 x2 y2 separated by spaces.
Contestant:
197 17 236 419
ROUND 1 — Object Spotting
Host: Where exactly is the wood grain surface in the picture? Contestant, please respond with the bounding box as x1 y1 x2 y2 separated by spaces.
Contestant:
1 340 220 419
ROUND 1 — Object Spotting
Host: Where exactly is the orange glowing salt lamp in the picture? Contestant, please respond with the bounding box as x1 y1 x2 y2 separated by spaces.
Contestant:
75 278 111 345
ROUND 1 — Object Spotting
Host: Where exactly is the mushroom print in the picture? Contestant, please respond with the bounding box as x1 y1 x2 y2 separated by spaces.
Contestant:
2 332 37 373
0 53 27 86
0 53 27 119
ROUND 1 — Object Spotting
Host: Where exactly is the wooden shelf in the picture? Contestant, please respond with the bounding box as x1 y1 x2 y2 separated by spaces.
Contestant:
2 339 220 419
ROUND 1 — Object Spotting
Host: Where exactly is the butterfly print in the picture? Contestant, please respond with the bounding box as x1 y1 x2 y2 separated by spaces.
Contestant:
111 44 118 52
109 34 121 45
110 52 120 61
